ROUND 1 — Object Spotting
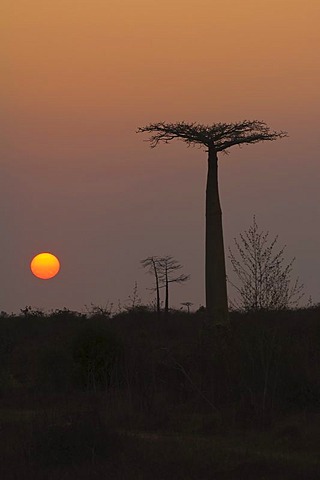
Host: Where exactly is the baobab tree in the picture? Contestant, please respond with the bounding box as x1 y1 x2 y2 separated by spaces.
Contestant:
158 255 190 314
141 256 162 315
141 255 189 315
181 302 193 314
137 121 287 325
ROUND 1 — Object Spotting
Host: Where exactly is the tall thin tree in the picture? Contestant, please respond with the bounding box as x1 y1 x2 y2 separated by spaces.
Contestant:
137 121 287 325
157 255 190 314
141 256 161 315
141 255 189 315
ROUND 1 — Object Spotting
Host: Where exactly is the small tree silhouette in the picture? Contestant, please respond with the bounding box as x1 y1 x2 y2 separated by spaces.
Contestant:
158 255 190 314
141 256 162 315
141 255 189 315
138 121 287 325
181 302 194 313
228 217 304 312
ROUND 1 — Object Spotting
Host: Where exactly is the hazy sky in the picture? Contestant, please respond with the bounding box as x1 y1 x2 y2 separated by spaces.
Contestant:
2 0 320 313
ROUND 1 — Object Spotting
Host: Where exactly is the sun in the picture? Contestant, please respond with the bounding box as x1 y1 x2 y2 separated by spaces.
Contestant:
30 252 60 280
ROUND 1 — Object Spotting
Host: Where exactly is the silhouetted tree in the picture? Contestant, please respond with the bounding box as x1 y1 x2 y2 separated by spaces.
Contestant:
141 255 189 315
137 121 287 325
141 256 162 315
181 302 194 313
228 216 304 312
157 255 190 314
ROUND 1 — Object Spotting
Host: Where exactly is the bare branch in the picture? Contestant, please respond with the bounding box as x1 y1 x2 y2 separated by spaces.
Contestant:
228 217 304 312
137 120 287 153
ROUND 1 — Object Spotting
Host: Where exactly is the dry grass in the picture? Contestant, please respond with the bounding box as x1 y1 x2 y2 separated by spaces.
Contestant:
1 307 320 478
1 393 320 480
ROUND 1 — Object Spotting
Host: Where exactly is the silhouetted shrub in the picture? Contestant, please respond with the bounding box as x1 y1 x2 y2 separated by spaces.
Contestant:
1 306 320 431
72 321 123 391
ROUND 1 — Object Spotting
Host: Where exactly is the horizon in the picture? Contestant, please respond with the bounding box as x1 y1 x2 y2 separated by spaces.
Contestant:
2 0 320 313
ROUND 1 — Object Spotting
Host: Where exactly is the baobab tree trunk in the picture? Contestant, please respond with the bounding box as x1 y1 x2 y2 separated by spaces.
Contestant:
205 147 229 325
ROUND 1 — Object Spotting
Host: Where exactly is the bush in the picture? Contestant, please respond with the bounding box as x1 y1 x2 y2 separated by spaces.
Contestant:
72 321 123 391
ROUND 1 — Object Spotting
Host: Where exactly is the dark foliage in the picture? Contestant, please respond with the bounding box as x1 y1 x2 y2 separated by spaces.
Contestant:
1 307 320 416
1 306 320 478
72 321 123 391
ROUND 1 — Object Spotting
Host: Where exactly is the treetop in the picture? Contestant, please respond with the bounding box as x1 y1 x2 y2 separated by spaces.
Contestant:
137 120 287 153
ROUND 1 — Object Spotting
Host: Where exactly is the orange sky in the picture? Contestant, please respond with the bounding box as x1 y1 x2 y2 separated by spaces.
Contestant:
7 1 320 109
2 0 320 311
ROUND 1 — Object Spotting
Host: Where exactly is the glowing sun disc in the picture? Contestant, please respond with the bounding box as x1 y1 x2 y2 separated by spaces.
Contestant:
30 253 60 279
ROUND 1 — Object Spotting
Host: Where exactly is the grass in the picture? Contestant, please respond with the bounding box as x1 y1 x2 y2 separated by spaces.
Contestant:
1 307 320 478
1 394 320 480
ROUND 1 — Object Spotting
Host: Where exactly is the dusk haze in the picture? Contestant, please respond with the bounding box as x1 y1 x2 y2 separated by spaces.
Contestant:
3 0 320 311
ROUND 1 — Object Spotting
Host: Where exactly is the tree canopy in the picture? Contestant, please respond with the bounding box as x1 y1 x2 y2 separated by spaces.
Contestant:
137 120 287 152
